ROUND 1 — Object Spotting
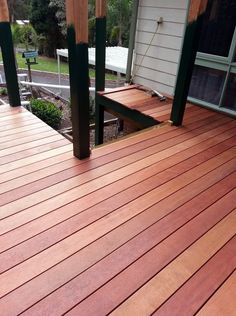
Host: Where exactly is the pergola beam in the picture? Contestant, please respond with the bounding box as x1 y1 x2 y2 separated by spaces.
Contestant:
170 0 208 126
66 0 90 159
0 0 21 107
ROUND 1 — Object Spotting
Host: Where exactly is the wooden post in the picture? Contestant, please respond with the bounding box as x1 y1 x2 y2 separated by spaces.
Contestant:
95 0 106 145
66 0 90 159
170 0 208 126
0 0 21 107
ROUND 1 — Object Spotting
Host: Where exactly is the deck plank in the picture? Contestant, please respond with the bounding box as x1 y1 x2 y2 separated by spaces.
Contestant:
0 126 235 233
0 104 235 315
196 271 236 316
0 156 235 297
5 175 234 316
0 140 235 271
0 121 45 139
0 131 59 155
154 237 236 315
0 113 232 203
0 138 69 165
0 117 39 132
109 208 236 316
0 126 53 148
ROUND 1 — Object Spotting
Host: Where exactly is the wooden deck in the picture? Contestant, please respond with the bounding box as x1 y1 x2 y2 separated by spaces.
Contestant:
96 85 179 144
99 85 173 124
0 103 236 315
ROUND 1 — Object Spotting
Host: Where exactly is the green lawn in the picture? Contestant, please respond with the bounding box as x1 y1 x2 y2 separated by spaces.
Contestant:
0 52 117 80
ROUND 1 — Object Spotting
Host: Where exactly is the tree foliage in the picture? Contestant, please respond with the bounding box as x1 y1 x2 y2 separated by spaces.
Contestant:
7 0 31 22
49 0 66 36
107 0 133 46
48 0 133 47
11 24 38 50
30 0 65 57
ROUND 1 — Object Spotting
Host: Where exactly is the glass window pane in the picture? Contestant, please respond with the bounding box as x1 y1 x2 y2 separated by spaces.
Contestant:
222 73 236 111
198 0 236 57
189 66 226 105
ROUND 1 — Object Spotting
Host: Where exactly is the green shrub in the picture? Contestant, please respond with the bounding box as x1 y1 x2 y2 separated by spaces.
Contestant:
0 88 7 96
30 98 62 129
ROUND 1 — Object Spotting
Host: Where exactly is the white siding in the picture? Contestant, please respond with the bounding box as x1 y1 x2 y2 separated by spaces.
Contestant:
132 0 189 95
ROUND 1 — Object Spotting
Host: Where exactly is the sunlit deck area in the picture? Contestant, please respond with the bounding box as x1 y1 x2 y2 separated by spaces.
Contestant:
0 104 236 315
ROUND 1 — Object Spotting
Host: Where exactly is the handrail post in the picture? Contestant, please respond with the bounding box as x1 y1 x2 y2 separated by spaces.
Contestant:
95 0 106 145
0 0 21 107
171 0 208 125
66 0 90 159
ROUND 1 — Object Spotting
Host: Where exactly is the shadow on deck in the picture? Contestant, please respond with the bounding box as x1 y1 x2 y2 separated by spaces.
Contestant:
0 103 235 315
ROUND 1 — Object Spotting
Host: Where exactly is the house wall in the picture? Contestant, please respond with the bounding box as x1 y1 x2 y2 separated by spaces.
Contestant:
132 0 189 95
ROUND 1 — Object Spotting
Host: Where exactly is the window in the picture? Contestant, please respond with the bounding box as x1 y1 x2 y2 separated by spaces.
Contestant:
188 0 236 114
198 0 236 57
233 50 236 62
222 73 236 110
189 66 226 105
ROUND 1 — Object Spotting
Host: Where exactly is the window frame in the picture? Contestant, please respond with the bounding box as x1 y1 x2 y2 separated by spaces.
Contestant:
188 26 236 117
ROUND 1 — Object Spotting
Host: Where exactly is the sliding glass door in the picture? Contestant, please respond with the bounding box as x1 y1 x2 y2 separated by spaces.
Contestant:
188 0 236 116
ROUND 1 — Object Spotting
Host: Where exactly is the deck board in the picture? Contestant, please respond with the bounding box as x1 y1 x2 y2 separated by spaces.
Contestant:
196 270 236 316
0 113 231 203
154 237 236 316
0 104 235 315
109 208 236 316
98 86 208 126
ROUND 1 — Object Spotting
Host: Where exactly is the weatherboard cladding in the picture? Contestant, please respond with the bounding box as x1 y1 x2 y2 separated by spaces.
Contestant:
133 0 189 95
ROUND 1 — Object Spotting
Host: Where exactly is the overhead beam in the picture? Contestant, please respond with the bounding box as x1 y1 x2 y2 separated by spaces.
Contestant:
0 0 21 107
95 0 107 145
66 0 90 159
170 0 208 126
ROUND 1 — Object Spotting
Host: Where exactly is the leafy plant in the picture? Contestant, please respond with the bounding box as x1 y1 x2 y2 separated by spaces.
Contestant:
89 95 95 123
30 98 62 129
11 24 38 50
0 88 7 96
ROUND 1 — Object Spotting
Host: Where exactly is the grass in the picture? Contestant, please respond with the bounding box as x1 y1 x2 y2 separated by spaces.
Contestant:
0 52 118 80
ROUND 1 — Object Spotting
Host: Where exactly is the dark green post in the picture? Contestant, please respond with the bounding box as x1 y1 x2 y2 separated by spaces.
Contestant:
95 0 106 145
170 0 208 125
0 0 21 107
66 0 90 159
